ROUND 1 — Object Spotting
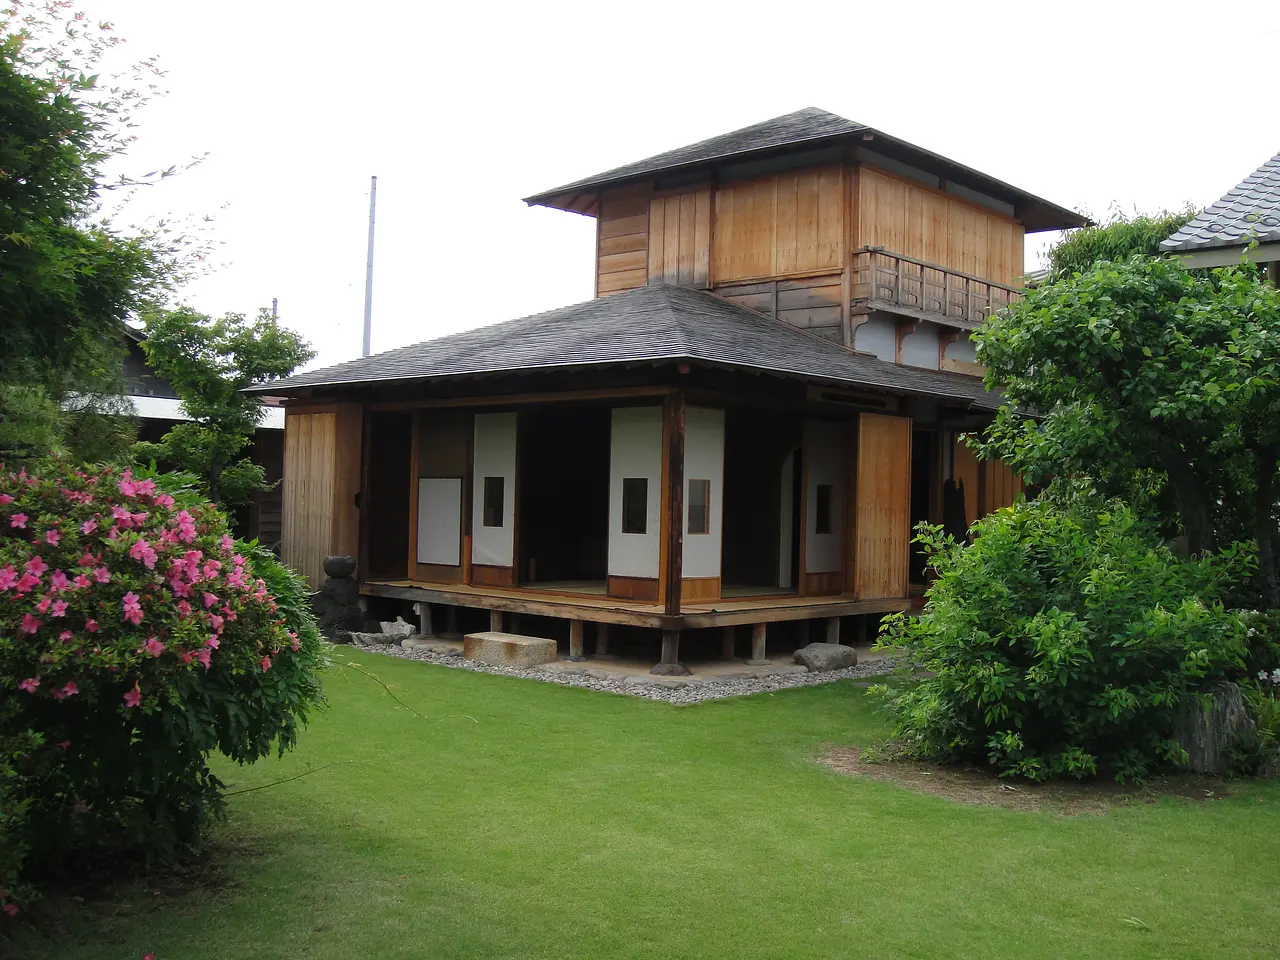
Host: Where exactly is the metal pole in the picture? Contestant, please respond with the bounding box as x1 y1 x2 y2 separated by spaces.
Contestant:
271 297 278 318
362 175 378 357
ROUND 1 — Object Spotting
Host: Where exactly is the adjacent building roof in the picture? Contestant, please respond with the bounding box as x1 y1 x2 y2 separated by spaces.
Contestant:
524 107 1087 233
1162 153 1280 252
248 283 1000 410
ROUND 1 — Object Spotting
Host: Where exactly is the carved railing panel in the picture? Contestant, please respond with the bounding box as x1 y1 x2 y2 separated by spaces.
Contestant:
851 247 1023 327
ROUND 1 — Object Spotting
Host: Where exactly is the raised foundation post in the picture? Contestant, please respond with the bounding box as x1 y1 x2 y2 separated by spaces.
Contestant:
651 629 692 676
413 601 432 637
748 622 769 665
489 609 503 633
595 622 610 657
826 616 841 645
721 626 735 660
446 605 458 635
568 620 585 661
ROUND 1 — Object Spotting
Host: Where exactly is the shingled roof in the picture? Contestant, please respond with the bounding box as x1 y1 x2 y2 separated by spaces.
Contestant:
524 107 1086 233
249 283 1000 410
1162 153 1280 252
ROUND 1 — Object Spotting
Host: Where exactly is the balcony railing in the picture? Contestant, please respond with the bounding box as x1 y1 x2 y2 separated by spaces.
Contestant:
851 247 1024 328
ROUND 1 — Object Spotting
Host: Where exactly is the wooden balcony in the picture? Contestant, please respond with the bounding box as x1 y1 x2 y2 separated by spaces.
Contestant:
851 247 1023 329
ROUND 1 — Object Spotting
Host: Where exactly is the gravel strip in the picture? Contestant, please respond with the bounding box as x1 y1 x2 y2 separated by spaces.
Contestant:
347 640 899 704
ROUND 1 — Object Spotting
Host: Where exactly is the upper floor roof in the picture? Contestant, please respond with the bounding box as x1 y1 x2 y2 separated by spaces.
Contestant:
525 107 1087 233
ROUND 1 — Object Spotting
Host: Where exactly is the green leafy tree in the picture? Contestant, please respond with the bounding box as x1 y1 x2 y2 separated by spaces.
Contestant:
1042 208 1197 280
135 307 313 512
978 256 1280 606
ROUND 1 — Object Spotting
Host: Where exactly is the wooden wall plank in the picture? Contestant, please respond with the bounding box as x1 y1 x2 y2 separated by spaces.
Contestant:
693 189 711 288
281 410 337 589
598 185 652 297
854 413 912 600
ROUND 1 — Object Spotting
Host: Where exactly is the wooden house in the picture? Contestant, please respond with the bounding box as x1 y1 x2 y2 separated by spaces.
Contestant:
251 108 1085 672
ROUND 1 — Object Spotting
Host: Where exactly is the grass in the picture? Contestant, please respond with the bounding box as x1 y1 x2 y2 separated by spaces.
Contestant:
9 649 1280 959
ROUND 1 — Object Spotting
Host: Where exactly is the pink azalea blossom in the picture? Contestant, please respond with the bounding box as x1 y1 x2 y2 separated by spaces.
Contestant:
19 613 40 634
107 527 119 539
78 550 95 566
122 592 144 625
143 636 165 657
9 512 27 529
0 493 12 504
196 647 212 668
73 574 91 589
57 740 71 750
3 903 18 917
123 683 142 708
178 650 194 664
177 599 193 618
209 614 224 633
220 534 235 552
15 572 40 595
0 566 15 591
136 478 156 496
25 556 47 576
80 518 97 534
18 677 39 693
169 577 192 598
154 492 175 508
111 504 133 526
50 569 69 591
92 566 111 583
203 592 218 609
51 600 68 617
206 636 220 649
129 538 158 569
85 618 99 633
44 528 60 546
59 630 73 642
60 682 78 697
260 656 273 672
118 475 137 497
35 595 50 614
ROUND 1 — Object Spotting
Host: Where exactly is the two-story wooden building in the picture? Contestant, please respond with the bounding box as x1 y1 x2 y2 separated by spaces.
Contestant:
252 108 1085 672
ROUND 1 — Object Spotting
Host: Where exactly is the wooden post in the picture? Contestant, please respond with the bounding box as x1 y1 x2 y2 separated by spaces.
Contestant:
489 609 503 633
414 601 432 637
721 625 735 661
595 622 610 657
826 617 841 645
568 620 584 661
662 391 687 618
650 630 690 675
748 622 768 665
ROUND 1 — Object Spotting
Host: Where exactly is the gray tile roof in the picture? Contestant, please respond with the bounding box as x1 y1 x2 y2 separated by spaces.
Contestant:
250 283 1000 410
523 107 1087 232
1161 153 1280 251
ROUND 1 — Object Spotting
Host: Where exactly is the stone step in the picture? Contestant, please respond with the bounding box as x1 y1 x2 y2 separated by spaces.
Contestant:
463 631 558 669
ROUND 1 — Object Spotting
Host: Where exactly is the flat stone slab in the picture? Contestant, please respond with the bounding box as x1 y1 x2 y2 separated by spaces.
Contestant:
795 642 857 672
463 631 558 669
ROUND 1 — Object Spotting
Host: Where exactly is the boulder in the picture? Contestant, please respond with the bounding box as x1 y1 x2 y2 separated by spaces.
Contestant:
463 631 557 669
794 642 857 672
379 617 414 639
1174 681 1256 775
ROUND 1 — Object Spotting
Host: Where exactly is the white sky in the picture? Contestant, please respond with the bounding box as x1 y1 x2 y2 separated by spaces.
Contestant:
96 0 1279 373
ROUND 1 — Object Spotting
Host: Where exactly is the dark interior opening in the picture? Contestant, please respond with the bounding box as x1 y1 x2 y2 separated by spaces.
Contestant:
909 427 935 585
362 411 413 580
722 410 801 594
518 405 610 587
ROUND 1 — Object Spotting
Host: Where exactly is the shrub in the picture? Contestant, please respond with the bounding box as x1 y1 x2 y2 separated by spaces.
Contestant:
0 461 324 916
876 484 1251 782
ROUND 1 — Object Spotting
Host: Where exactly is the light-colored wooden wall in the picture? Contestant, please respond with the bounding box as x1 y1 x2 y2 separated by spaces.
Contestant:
713 273 844 343
982 458 1024 516
952 435 1023 527
712 165 843 283
856 166 1025 287
282 410 337 590
648 189 711 288
854 413 912 600
596 185 651 295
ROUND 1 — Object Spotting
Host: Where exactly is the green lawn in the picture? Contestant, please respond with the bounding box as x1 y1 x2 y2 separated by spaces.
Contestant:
10 650 1280 960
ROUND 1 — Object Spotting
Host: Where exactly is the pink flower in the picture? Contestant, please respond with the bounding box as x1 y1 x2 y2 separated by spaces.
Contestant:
44 528 60 546
177 599 193 618
136 478 156 496
35 595 51 614
3 903 18 917
85 618 99 633
169 577 191 598
0 493 12 504
19 613 40 634
143 636 165 657
0 566 15 591
203 592 218 609
260 656 273 672
9 512 27 529
209 614 224 633
93 566 111 583
15 572 40 594
59 630 73 642
18 677 39 693
60 682 78 697
79 551 95 566
51 600 68 617
122 592 144 625
129 539 158 569
111 504 133 526
73 574 90 589
196 647 212 669
123 683 142 709
178 650 194 665
154 493 174 508
50 569 69 591
25 556 47 576
57 740 70 750
206 636 220 649
80 518 97 534
220 534 235 552
118 476 137 497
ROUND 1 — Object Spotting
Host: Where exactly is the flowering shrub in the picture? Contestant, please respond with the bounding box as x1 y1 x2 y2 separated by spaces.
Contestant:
875 484 1252 782
0 462 324 916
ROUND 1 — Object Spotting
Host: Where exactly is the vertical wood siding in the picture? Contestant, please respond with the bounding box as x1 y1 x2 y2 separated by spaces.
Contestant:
647 189 712 288
596 185 651 295
982 457 1024 515
281 410 337 589
854 413 912 600
712 165 843 283
857 167 1025 287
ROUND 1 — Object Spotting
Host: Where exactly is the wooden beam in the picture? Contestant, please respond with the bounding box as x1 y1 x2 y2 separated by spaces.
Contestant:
650 630 691 676
748 623 769 665
568 620 584 661
489 609 503 633
662 391 687 617
366 385 675 413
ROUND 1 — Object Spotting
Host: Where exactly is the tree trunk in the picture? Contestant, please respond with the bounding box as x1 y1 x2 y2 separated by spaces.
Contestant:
1254 447 1280 610
1161 452 1216 554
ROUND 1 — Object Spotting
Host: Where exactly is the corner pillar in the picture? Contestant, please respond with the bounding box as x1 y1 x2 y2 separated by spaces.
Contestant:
747 622 769 665
651 630 691 676
568 620 585 661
